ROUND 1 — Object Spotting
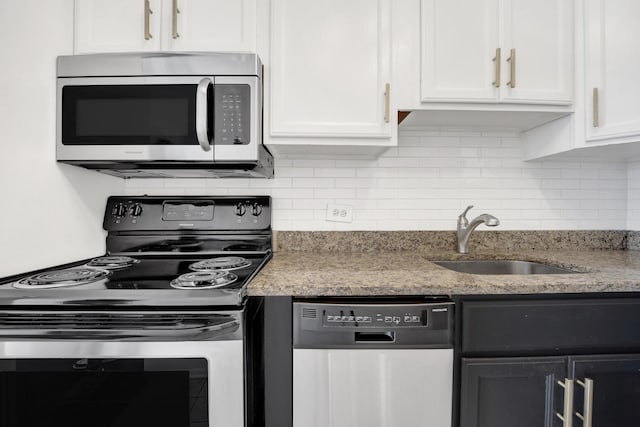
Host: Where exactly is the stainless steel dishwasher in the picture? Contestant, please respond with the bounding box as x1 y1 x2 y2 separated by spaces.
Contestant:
293 299 454 427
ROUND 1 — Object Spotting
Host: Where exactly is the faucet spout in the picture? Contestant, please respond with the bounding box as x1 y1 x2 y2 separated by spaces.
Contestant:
456 206 500 254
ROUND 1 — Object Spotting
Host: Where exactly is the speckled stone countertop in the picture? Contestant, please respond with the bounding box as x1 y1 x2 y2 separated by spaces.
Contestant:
248 231 640 296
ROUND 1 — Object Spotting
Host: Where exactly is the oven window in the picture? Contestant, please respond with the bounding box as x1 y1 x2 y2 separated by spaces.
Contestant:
0 358 207 427
62 85 204 145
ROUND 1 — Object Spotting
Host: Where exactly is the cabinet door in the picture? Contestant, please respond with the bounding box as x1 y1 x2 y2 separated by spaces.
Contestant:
270 0 392 138
74 0 162 53
420 0 500 102
294 349 453 427
501 0 573 104
570 354 640 427
162 0 256 52
460 357 567 427
585 0 640 141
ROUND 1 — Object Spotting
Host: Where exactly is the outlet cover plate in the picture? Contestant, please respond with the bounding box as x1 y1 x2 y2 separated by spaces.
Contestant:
326 204 353 223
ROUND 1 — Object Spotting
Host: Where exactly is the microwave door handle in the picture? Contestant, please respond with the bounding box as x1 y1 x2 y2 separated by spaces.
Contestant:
196 77 213 152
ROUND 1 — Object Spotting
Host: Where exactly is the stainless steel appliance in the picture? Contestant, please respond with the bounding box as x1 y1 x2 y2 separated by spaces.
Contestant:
0 196 272 427
293 299 454 427
56 52 273 178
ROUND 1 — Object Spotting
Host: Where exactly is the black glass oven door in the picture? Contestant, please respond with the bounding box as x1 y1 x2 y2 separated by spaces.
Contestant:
0 358 208 427
61 83 212 147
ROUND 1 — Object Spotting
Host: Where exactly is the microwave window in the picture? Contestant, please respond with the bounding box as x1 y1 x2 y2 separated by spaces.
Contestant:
76 98 189 137
62 85 202 146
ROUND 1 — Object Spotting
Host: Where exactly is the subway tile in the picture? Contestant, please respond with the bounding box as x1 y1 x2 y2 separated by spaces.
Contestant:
164 178 205 188
335 178 375 188
357 168 398 178
314 188 357 199
314 168 357 178
460 136 502 147
377 157 422 168
292 159 336 168
419 136 461 146
277 167 314 177
249 178 292 188
292 178 335 188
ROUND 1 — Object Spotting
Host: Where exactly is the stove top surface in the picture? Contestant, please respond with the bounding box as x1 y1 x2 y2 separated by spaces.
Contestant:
0 196 272 308
0 253 270 307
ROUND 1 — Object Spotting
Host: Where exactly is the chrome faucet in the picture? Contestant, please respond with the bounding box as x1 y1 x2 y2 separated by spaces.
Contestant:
457 205 500 254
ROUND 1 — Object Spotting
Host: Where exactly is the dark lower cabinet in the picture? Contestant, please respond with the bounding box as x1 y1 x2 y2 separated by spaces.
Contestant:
460 357 566 427
458 297 640 427
571 354 640 427
460 354 640 427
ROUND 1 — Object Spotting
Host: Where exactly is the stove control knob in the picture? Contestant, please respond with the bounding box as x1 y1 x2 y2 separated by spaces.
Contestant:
235 202 247 216
130 204 143 217
251 203 263 216
113 203 126 217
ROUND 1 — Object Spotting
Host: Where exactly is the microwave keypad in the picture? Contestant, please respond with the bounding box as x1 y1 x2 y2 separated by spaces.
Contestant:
215 84 251 145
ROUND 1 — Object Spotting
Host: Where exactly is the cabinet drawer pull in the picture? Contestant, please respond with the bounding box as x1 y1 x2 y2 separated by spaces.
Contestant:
384 82 390 123
575 378 594 427
492 48 501 88
556 378 574 427
144 0 153 40
172 0 180 39
593 88 599 127
506 48 516 88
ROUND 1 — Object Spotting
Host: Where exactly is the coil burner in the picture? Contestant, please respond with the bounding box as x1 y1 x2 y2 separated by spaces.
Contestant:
86 256 140 270
189 257 251 272
13 268 110 289
170 271 238 290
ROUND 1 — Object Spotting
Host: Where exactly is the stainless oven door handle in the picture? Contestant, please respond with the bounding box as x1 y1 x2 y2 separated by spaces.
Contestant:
196 77 213 152
0 318 240 341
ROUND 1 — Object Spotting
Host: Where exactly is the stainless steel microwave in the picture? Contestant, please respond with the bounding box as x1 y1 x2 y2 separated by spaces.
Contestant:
56 52 273 178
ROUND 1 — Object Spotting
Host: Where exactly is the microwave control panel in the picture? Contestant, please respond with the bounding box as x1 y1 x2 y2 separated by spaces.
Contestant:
214 84 251 145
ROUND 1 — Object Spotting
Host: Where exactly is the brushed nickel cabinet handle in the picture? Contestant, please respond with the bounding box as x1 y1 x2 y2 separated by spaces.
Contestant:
507 48 516 88
144 0 153 40
555 379 574 427
172 0 180 39
492 48 501 87
576 378 594 427
384 83 390 123
593 88 599 127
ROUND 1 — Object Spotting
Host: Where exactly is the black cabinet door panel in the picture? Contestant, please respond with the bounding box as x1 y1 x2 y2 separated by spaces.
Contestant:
460 357 567 427
570 354 640 427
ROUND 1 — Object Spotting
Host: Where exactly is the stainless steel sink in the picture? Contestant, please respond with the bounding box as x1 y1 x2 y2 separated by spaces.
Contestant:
432 260 577 275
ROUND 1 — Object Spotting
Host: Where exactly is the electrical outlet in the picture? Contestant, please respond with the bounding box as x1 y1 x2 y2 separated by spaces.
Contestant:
326 204 353 223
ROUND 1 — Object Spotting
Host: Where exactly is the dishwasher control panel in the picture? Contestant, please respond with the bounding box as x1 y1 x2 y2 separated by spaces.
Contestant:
294 300 454 349
320 305 447 328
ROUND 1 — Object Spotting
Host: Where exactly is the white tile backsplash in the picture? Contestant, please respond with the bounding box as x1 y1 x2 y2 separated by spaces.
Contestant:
629 160 640 231
126 131 632 231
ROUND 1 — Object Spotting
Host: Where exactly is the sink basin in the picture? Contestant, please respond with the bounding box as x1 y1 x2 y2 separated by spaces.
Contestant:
432 260 577 275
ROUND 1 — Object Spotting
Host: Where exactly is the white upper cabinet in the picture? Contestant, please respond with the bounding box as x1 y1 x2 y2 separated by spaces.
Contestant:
74 0 256 54
421 0 499 102
269 0 392 139
162 0 256 52
585 0 640 142
420 0 574 105
75 0 162 53
501 0 573 104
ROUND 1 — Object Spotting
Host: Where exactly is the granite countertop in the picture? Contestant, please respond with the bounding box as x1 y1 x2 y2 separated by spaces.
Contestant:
247 249 640 296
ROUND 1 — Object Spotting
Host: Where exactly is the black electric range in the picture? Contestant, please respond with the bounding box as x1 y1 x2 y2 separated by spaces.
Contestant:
0 196 272 307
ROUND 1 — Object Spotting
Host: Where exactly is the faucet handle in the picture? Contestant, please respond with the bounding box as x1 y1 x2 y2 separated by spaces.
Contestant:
460 205 474 218
458 205 474 227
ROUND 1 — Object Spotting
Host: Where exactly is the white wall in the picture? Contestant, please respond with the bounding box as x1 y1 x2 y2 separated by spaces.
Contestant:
126 130 629 231
629 160 640 231
0 0 123 277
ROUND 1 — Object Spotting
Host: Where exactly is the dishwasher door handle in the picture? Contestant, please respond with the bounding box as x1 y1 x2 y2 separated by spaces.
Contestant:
354 331 395 343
